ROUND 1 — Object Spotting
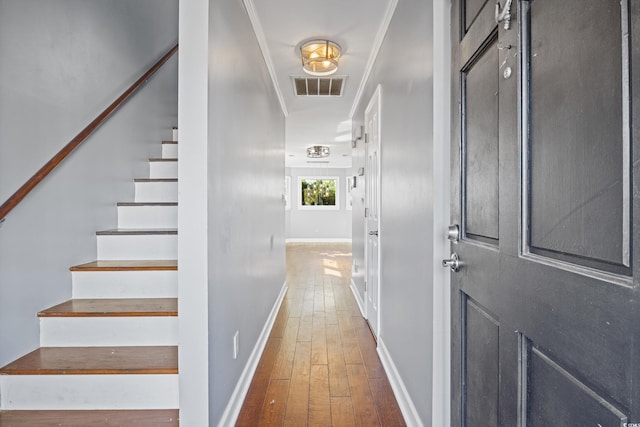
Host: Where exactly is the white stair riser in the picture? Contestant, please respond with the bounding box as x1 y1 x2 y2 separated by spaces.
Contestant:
134 182 178 203
0 375 178 409
162 144 178 158
72 271 178 299
149 161 178 179
117 205 178 229
40 317 177 347
97 235 177 260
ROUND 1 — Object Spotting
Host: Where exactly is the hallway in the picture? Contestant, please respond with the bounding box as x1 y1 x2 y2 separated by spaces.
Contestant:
236 243 405 426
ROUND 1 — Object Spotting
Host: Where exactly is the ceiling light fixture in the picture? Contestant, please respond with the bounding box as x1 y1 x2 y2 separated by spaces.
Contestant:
300 39 341 76
306 145 331 158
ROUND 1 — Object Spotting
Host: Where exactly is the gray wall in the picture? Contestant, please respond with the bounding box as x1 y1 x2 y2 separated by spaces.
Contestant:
352 0 435 422
285 167 352 241
0 0 178 367
208 0 286 423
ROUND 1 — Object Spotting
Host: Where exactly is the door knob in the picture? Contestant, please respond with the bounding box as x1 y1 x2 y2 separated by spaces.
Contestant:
442 253 461 272
369 230 379 236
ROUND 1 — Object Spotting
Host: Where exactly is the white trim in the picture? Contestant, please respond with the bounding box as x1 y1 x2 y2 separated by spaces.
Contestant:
377 338 424 427
432 0 452 426
242 0 289 117
0 374 178 409
346 177 353 211
364 85 382 338
286 238 352 243
349 0 399 119
217 281 288 427
178 0 210 422
350 278 366 317
284 176 291 211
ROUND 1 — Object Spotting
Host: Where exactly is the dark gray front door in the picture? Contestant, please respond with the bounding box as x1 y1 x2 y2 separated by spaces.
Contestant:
450 0 640 424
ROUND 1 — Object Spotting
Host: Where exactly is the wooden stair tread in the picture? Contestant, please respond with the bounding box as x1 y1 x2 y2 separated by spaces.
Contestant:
70 260 177 271
117 202 177 207
149 158 177 162
95 228 177 236
0 409 178 425
134 178 177 182
0 346 177 375
38 298 177 317
162 140 178 144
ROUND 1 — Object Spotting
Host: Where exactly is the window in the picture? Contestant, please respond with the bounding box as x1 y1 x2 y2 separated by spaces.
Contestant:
298 177 339 210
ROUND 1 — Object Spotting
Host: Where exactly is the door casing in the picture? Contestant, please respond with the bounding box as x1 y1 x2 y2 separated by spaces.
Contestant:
364 84 382 338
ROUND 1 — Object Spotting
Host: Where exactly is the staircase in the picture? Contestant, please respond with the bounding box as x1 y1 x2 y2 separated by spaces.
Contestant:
0 138 180 425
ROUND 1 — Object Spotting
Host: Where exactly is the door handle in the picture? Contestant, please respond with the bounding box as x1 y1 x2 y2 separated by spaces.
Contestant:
369 230 378 236
442 253 461 272
495 0 513 30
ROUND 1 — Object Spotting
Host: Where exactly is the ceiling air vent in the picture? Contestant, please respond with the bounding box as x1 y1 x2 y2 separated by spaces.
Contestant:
292 76 346 97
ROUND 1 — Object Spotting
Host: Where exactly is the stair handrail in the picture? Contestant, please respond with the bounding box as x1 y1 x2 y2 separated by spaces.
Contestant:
0 43 179 224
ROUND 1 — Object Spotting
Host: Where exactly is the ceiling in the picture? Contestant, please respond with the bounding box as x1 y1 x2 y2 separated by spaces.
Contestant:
246 0 395 168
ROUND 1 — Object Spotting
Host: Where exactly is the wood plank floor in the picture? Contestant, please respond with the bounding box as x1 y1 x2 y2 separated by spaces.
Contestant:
0 409 179 426
236 243 406 427
69 260 178 271
38 298 178 317
0 346 178 375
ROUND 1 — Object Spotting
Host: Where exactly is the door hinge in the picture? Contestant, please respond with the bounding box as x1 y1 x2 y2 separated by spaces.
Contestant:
365 133 369 143
365 207 369 218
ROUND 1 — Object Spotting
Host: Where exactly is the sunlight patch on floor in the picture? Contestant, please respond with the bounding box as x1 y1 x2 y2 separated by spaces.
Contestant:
323 268 342 277
323 259 338 268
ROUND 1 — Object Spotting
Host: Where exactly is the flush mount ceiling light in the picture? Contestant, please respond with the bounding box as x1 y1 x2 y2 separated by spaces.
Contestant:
300 39 341 76
306 145 331 158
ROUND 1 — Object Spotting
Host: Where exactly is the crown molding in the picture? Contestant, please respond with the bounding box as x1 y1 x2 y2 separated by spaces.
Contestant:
349 0 399 119
242 0 289 117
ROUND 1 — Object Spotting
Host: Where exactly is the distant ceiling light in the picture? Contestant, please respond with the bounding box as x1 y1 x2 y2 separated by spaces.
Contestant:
306 145 331 158
300 39 341 76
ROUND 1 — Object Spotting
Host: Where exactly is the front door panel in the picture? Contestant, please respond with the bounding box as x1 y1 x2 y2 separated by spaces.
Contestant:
452 0 502 424
526 0 630 273
451 0 640 424
463 33 499 244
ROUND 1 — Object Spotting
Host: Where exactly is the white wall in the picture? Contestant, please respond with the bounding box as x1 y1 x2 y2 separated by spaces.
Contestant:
352 0 437 423
285 167 352 241
177 0 210 423
0 0 178 368
432 1 451 425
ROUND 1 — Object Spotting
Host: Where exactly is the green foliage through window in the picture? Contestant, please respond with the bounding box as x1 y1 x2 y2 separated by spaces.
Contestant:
300 178 337 206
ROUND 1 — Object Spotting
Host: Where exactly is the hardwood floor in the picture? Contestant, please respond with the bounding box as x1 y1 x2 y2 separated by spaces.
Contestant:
0 346 178 375
0 410 179 426
236 243 406 427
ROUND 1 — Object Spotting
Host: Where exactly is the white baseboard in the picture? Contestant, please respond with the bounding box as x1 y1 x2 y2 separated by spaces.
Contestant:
377 338 423 427
285 238 352 243
217 281 288 427
350 279 366 318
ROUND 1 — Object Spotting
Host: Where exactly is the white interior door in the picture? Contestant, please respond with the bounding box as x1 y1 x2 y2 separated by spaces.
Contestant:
364 86 381 338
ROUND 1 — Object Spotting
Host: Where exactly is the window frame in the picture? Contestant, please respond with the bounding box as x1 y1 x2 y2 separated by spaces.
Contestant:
297 176 340 210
